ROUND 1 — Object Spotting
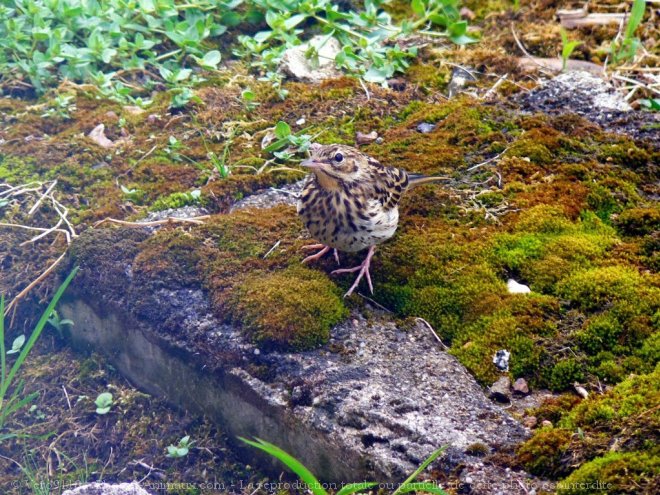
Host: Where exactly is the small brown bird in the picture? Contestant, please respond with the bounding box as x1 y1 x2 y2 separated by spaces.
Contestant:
298 143 447 297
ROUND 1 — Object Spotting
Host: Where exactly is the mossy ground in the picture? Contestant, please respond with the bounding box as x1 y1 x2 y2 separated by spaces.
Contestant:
1 0 658 491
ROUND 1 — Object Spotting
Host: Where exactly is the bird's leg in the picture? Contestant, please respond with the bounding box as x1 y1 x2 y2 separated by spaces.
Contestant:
301 244 341 265
301 244 330 264
331 245 376 297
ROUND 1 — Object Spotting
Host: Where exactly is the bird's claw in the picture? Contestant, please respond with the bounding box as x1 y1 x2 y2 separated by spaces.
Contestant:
331 246 376 297
301 244 340 265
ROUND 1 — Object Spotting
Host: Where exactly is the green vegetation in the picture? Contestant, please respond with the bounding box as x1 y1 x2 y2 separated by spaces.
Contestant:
519 367 659 492
610 0 647 64
94 392 113 415
167 435 193 458
560 28 581 72
0 0 475 102
228 266 347 350
240 437 448 495
0 268 78 442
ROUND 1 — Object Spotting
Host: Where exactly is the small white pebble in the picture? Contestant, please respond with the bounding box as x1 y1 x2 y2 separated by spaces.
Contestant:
253 348 260 356
296 117 306 125
507 279 531 294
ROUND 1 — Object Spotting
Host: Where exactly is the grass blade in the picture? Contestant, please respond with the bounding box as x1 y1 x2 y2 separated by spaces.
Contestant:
238 437 328 495
392 446 447 495
397 482 448 495
336 482 378 495
0 296 5 398
625 0 646 40
0 267 78 400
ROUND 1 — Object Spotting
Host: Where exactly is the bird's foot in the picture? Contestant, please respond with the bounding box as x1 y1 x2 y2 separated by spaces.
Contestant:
331 246 376 297
301 244 340 265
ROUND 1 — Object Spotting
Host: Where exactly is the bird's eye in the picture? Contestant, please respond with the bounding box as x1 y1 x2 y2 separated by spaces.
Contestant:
334 153 344 162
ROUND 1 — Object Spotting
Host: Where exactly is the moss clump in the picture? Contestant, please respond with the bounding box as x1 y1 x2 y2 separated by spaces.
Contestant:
557 452 659 494
516 427 573 477
228 266 347 351
520 368 659 486
557 266 651 312
577 312 623 354
615 207 660 236
549 358 584 392
149 190 202 212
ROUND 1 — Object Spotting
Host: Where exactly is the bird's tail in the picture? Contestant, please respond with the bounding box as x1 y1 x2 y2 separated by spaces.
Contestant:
407 174 450 189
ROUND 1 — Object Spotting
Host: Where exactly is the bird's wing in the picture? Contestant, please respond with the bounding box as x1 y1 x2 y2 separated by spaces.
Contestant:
365 158 409 210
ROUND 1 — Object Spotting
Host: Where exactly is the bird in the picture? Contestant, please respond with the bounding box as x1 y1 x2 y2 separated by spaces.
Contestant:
297 143 448 297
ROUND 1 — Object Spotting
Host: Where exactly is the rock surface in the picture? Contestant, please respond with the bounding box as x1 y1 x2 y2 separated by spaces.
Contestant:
281 35 342 83
61 187 529 481
489 376 512 403
62 482 151 495
520 71 659 142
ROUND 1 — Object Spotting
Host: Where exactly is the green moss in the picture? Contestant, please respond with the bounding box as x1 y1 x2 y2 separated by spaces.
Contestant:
228 266 348 351
507 139 553 165
557 451 659 494
514 205 575 234
597 142 651 169
615 207 660 236
149 190 202 212
549 359 584 392
557 266 651 312
587 178 641 223
577 313 623 354
516 427 573 477
562 367 659 428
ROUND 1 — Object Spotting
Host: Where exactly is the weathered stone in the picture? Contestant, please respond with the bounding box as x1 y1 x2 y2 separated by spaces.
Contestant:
60 186 528 481
489 377 511 403
281 35 342 83
513 378 530 396
416 122 436 134
62 482 151 495
356 131 378 145
520 71 660 142
523 416 538 429
229 180 304 211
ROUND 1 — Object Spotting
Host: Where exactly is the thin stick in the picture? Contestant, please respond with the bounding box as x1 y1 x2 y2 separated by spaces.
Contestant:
612 74 660 97
93 215 210 228
62 385 72 411
262 240 281 259
27 180 57 216
511 25 554 73
5 251 67 316
467 148 509 171
483 74 508 100
415 317 448 349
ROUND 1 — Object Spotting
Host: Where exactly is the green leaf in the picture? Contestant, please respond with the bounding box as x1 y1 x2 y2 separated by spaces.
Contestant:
238 437 328 495
449 21 467 37
199 50 221 69
336 482 378 495
639 98 660 111
7 335 25 355
625 0 646 40
411 0 426 17
95 392 113 414
363 65 391 83
392 446 448 495
284 14 307 30
274 121 291 139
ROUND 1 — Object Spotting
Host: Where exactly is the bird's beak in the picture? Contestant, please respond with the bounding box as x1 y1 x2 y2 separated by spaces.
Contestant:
300 158 324 169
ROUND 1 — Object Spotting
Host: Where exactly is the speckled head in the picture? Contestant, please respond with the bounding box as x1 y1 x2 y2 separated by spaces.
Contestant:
300 143 374 185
